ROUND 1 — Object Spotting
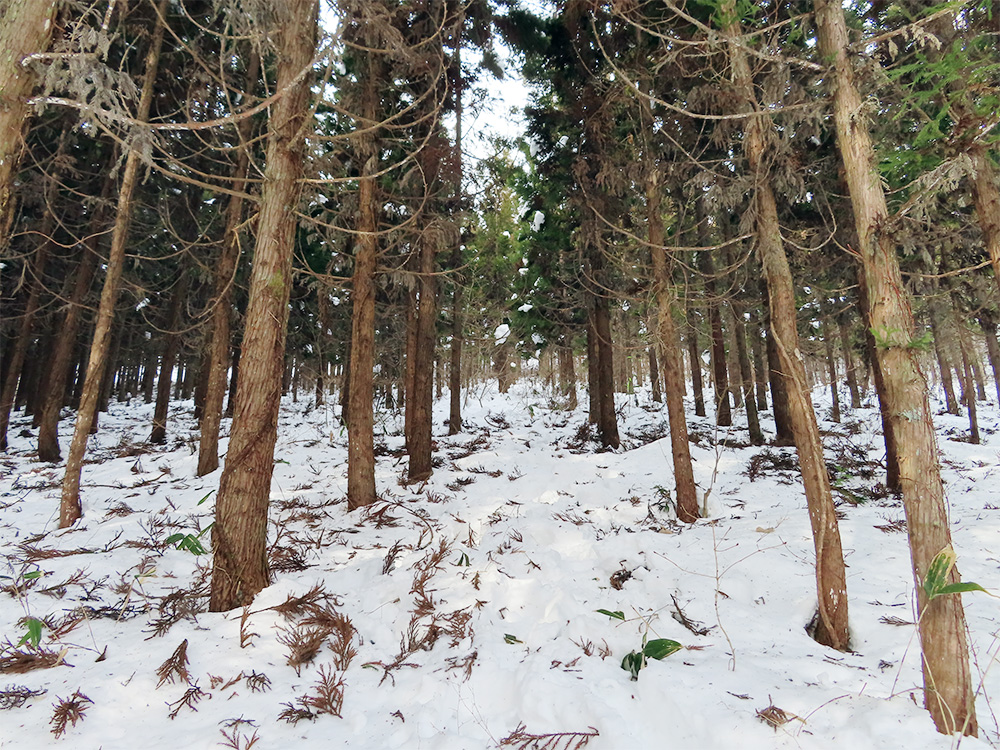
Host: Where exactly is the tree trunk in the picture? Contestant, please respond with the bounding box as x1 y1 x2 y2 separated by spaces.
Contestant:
448 19 465 436
955 321 980 444
764 299 795 446
824 321 841 423
209 0 316 611
0 0 59 249
648 346 661 403
816 0 977 732
685 309 706 417
930 318 959 414
586 320 598 423
978 315 1000 403
839 319 862 409
724 5 848 649
407 227 438 482
197 50 259 476
558 343 578 410
749 308 768 412
970 148 1000 298
59 2 167 526
648 175 697 521
346 58 380 509
0 214 52 448
697 201 731 426
150 265 189 444
591 292 620 449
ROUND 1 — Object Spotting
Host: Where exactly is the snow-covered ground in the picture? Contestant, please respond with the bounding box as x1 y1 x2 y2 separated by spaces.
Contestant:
0 379 997 749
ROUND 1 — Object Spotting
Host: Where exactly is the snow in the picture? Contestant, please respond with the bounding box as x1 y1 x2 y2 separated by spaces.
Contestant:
494 324 510 344
0 382 998 750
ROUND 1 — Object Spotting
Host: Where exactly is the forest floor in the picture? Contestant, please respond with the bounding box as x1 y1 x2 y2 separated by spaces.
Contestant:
0 379 998 749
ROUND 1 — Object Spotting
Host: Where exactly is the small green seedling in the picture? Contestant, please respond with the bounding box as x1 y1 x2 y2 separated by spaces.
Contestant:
596 609 625 621
17 617 45 649
504 633 523 645
923 546 990 601
621 637 682 680
455 552 471 567
166 524 214 555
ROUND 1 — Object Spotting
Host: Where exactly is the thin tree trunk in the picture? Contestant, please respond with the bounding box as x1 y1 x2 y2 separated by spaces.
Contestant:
648 174 697 521
839 319 861 409
697 201 731 427
816 0 977 732
971 149 1000 298
648 346 661 403
448 17 465 436
724 5 848 649
979 316 1000 403
407 228 438 482
764 299 795 446
686 308 706 417
824 321 841 423
592 291 620 449
749 308 768 412
587 320 599 423
0 215 52 448
59 2 167 525
209 0 316 611
346 58 380 509
197 50 259 476
956 321 980 444
150 265 189 444
559 343 578 410
930 318 959 414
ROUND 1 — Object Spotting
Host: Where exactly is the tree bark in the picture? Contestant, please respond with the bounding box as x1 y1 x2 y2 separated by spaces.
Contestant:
407 226 438 482
648 346 661 403
346 56 380 509
448 16 465 436
723 5 848 649
824 321 841 423
930 318 959 414
696 200 732 427
196 50 259 477
816 0 977 732
685 306 706 417
839 318 862 409
209 0 316 611
59 2 167 526
0 212 52 448
150 264 189 444
978 315 1000 403
648 175 698 521
0 0 59 249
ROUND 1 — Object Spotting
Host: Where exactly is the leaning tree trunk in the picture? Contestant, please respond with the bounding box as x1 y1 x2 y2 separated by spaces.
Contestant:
197 50 260 477
36 175 109 462
209 0 317 611
648 174 698 522
59 1 167 527
816 0 977 733
0 0 59 249
723 5 848 650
